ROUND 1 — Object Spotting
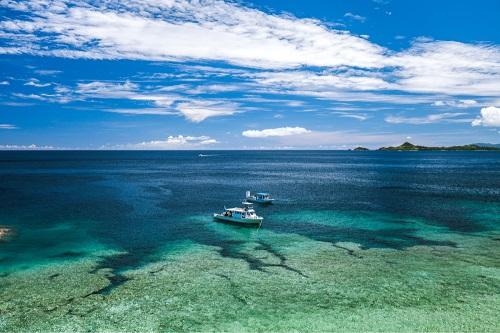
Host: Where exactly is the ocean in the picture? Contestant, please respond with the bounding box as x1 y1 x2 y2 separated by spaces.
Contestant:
0 151 499 332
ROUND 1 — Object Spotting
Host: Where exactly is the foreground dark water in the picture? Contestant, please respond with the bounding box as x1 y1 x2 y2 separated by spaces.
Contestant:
0 151 499 332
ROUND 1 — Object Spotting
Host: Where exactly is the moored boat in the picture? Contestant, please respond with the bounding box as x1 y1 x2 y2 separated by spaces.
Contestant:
213 202 263 227
245 191 275 204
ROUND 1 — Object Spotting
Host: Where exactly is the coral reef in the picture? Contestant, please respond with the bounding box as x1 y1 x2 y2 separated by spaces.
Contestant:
0 211 498 332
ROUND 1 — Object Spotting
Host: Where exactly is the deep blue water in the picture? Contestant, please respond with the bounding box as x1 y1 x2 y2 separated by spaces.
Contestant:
1 150 499 274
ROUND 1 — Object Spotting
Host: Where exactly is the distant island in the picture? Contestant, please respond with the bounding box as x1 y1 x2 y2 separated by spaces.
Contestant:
378 142 500 151
473 143 500 149
353 146 369 151
349 142 500 151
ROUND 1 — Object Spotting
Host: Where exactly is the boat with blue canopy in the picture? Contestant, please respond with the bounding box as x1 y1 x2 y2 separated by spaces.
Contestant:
245 191 275 204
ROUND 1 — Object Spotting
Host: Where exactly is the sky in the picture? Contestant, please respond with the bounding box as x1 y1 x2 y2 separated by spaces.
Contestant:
0 0 500 150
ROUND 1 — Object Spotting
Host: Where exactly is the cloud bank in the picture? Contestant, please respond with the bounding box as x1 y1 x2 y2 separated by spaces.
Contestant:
0 144 54 150
385 113 468 125
118 135 219 149
0 0 384 69
242 127 311 138
1 0 499 99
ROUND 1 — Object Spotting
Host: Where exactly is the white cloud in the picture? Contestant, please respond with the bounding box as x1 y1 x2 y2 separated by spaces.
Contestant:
12 93 47 101
262 130 404 148
0 0 385 69
385 112 468 124
235 96 305 107
242 127 311 138
0 144 54 150
250 69 394 91
243 69 443 105
0 101 34 107
389 41 500 96
248 41 500 99
119 135 218 149
76 80 236 122
175 100 238 122
169 65 251 77
24 78 51 87
104 108 177 116
432 99 477 108
344 13 366 22
76 81 139 98
471 106 500 127
185 84 244 95
241 39 500 100
336 113 368 121
342 114 368 120
0 80 10 85
13 91 77 104
0 124 18 129
254 84 436 104
78 80 179 108
34 69 62 76
16 79 242 122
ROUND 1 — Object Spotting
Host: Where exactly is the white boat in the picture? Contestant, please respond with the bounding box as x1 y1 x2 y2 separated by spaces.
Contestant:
213 202 263 227
245 191 275 204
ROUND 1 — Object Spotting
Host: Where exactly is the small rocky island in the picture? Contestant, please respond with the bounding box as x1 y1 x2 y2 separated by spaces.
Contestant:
0 227 11 240
352 146 369 151
378 142 500 151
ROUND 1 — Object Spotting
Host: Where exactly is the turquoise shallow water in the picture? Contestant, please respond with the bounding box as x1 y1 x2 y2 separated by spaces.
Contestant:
0 151 499 332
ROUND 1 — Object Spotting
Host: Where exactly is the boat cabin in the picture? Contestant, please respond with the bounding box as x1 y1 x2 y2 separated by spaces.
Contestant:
223 202 256 219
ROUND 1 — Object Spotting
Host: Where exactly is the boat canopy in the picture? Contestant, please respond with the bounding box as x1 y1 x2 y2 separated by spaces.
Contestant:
225 207 254 213
256 192 270 196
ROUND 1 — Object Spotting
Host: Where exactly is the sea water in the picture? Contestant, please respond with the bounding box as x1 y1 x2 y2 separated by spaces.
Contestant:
0 151 498 332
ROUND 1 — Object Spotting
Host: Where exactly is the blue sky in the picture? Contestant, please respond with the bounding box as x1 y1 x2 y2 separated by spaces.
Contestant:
0 0 499 149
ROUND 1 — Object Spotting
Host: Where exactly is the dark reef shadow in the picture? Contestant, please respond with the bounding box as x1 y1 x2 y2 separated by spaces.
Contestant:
207 238 308 277
267 222 456 251
87 248 158 295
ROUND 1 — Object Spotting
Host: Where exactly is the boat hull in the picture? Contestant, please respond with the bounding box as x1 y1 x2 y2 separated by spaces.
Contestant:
213 214 263 227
